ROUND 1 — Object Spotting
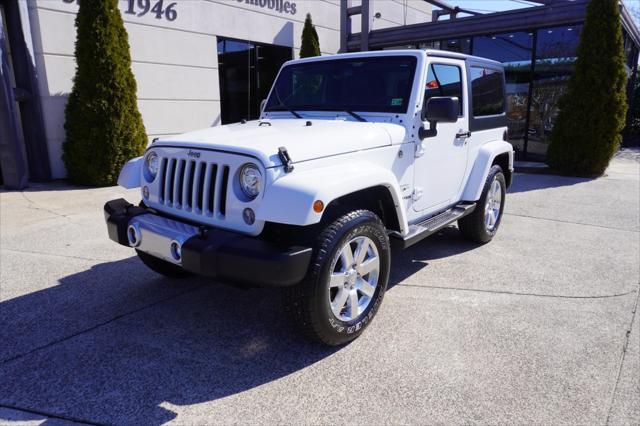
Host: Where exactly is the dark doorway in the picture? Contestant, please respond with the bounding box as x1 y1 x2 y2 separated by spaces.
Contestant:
217 37 292 124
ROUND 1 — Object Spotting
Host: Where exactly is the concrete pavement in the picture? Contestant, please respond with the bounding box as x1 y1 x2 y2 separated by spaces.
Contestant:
0 150 638 425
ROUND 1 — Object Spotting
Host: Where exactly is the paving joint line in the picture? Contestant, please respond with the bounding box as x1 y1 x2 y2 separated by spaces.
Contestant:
2 247 114 263
0 403 103 426
395 283 638 300
19 191 81 225
604 283 640 425
503 212 639 233
0 284 207 365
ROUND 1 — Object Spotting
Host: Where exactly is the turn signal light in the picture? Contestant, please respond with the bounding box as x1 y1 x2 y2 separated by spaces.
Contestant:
313 200 324 213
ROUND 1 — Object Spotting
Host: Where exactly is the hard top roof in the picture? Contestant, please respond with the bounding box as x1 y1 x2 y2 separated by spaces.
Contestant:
286 49 503 68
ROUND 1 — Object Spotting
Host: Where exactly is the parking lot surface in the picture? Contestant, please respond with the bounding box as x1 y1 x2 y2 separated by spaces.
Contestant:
0 151 638 425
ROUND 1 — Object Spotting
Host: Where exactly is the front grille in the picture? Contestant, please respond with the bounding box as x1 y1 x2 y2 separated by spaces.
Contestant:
157 157 229 217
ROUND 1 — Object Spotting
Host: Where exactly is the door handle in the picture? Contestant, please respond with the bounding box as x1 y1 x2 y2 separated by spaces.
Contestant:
456 131 471 139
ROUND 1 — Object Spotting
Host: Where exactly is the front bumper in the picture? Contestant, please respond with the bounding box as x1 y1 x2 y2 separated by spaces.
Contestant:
104 198 312 287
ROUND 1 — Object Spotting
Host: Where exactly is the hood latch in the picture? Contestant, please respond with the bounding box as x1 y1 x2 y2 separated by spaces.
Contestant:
278 147 294 173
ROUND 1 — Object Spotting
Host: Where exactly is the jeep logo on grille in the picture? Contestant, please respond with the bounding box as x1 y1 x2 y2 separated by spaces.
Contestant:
187 150 201 158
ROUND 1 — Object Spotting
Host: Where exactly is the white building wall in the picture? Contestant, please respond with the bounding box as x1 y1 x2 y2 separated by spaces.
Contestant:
349 0 432 32
26 0 430 179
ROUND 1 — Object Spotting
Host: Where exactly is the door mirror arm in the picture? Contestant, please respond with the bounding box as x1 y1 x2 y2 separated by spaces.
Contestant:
419 96 460 140
419 120 438 140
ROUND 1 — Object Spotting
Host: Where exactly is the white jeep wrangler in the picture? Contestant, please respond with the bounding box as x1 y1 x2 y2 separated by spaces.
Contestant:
105 49 513 345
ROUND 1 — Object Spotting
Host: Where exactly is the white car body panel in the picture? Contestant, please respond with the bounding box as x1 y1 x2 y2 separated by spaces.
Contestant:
259 160 408 233
461 139 514 201
117 156 142 189
158 119 405 167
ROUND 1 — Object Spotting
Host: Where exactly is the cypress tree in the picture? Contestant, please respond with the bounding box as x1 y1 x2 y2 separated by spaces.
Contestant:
300 13 321 58
546 0 628 176
63 0 147 186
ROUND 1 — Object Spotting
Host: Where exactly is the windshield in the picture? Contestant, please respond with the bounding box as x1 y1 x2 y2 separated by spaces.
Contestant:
264 56 418 114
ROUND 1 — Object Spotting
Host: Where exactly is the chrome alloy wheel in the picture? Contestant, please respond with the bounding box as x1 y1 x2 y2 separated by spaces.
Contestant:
328 236 380 322
484 178 503 232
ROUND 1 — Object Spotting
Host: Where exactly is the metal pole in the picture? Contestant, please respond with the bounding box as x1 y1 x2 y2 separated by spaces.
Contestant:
523 30 538 161
361 0 370 51
340 0 348 53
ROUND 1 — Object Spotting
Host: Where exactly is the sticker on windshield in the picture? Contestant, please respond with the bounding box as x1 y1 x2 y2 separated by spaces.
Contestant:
391 98 403 106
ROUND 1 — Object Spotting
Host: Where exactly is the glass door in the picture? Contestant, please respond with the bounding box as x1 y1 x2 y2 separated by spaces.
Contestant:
217 38 292 125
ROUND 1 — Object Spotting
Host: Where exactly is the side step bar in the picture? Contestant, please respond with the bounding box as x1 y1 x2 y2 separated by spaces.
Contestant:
390 203 476 250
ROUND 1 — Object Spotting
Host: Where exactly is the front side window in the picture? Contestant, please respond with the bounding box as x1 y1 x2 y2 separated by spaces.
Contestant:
424 63 463 116
470 66 505 116
264 56 418 113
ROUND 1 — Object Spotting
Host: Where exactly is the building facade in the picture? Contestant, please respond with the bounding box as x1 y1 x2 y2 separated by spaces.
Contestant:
0 0 431 186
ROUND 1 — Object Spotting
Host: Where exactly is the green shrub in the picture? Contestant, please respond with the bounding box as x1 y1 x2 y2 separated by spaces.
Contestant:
547 0 628 176
300 13 320 58
63 0 146 186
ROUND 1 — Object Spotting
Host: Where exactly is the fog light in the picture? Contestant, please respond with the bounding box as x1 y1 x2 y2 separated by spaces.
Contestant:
170 241 182 262
127 225 141 247
142 186 149 199
242 208 255 225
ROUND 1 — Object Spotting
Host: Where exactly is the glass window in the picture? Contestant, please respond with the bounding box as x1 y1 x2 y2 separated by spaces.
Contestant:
440 38 472 54
624 32 639 70
265 56 418 113
536 26 581 61
527 25 582 158
473 32 534 153
473 32 533 65
470 67 505 116
424 63 463 116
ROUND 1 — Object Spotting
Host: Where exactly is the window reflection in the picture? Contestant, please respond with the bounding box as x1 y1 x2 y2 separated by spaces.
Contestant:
470 67 505 116
425 63 463 115
473 32 533 153
527 25 582 159
624 31 639 71
440 38 472 54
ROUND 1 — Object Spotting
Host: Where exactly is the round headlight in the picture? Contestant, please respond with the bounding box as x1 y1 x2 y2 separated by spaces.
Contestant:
144 151 159 181
239 164 262 199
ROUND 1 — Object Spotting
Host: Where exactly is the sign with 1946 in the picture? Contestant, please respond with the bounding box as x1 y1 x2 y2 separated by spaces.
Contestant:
62 0 178 22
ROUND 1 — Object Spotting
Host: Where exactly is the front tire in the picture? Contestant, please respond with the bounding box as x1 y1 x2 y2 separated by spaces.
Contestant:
136 249 192 279
284 210 391 346
458 164 506 243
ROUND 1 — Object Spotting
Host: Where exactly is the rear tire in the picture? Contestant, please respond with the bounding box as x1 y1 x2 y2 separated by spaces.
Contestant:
283 210 390 346
458 165 506 243
136 250 192 279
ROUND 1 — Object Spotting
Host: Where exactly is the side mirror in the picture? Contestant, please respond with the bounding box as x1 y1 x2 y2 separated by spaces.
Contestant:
419 97 459 139
260 99 267 114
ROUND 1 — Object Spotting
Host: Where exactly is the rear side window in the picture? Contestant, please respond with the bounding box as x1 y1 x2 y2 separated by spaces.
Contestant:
470 66 505 116
424 63 463 116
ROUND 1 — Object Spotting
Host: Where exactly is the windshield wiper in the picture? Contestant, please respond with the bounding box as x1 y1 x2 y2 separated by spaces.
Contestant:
286 107 303 119
269 105 302 119
343 110 367 122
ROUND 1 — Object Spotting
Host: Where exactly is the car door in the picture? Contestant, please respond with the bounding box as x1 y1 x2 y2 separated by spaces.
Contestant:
413 59 469 213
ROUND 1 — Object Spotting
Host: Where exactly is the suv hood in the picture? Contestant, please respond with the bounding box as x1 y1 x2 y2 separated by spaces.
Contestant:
156 119 406 168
